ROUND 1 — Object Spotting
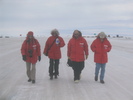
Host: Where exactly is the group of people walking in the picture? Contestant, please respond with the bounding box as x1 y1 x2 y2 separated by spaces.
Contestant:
21 29 112 84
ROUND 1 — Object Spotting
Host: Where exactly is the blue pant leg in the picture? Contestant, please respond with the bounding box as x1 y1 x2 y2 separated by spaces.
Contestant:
95 63 101 77
100 63 106 80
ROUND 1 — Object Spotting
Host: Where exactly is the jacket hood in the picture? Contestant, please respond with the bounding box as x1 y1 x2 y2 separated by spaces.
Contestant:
27 31 33 36
26 31 35 41
72 30 82 38
51 29 59 37
97 32 107 39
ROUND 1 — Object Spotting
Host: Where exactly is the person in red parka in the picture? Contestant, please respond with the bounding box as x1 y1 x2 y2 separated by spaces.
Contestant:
21 31 41 83
43 29 65 80
67 30 89 83
91 32 112 84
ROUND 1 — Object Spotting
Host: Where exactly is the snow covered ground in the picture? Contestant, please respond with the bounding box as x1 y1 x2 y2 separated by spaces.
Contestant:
0 37 133 100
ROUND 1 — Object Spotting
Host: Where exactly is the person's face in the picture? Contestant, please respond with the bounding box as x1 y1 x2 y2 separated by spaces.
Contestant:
99 34 105 39
73 31 80 39
99 34 105 41
28 35 33 39
51 31 59 37
100 38 104 41
52 33 57 37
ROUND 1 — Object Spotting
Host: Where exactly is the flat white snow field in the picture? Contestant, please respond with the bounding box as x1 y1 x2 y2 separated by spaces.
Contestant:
0 37 133 100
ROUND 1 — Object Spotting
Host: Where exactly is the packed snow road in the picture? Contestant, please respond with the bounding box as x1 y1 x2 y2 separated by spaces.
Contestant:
0 37 133 100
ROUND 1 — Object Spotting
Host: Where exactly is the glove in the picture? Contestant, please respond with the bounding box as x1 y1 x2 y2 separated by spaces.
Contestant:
22 55 26 61
38 56 41 61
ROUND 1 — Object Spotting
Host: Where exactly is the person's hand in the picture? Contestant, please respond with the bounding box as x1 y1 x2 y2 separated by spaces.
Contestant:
86 55 88 59
68 57 70 59
22 55 26 61
43 52 48 56
38 56 41 61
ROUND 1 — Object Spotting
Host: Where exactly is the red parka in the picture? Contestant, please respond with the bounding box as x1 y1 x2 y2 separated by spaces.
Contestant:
67 36 89 62
21 38 41 64
43 36 65 59
91 38 112 64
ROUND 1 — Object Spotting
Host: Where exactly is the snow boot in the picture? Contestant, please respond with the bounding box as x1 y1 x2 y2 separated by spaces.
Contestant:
74 80 79 83
32 80 35 84
100 80 105 84
50 75 53 80
28 79 31 82
55 75 58 79
95 76 98 81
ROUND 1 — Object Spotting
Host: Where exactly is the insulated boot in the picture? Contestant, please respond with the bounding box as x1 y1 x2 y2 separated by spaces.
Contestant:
28 79 31 82
95 76 98 81
32 80 35 84
100 80 105 84
74 80 79 83
55 75 58 79
50 75 53 80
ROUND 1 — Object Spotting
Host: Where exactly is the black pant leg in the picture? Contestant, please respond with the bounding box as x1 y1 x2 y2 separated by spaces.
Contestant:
72 61 84 80
72 61 78 80
79 61 85 74
49 59 54 76
54 59 59 76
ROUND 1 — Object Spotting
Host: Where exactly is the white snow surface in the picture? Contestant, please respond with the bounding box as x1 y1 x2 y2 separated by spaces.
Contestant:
0 37 133 100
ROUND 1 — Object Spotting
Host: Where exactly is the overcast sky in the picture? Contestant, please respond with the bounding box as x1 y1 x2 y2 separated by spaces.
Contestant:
0 0 133 37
